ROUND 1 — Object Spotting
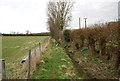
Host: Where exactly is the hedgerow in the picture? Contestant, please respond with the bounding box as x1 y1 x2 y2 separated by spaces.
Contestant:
66 22 119 69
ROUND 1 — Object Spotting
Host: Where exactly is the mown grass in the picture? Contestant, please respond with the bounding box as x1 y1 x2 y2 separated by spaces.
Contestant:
32 41 81 79
2 36 49 79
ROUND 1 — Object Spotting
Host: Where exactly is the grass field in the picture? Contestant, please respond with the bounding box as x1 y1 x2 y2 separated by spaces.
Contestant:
2 36 49 79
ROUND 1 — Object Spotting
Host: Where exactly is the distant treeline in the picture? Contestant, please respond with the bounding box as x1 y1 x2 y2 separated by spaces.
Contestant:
2 32 50 36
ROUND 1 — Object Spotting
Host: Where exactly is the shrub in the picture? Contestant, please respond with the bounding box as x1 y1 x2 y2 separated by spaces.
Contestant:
63 30 71 42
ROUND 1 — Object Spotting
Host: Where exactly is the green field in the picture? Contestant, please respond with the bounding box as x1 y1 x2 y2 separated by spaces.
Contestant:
2 36 48 79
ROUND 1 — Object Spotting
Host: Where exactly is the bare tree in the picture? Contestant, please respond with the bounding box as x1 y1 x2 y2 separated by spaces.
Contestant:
26 30 31 35
47 0 74 41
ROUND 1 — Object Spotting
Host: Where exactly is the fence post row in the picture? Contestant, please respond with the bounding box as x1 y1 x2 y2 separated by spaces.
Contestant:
2 59 6 79
1 38 49 79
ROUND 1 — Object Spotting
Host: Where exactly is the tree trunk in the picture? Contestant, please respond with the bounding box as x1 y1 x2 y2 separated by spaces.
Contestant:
99 38 106 57
80 35 85 49
89 36 96 55
80 39 84 49
75 43 79 50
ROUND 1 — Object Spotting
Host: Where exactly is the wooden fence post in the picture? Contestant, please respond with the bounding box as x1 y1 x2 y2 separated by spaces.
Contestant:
41 43 42 52
39 43 41 51
2 59 6 79
34 49 36 66
35 49 36 56
28 50 31 79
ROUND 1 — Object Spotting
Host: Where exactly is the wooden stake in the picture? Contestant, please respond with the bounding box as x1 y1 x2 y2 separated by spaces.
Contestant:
2 59 6 79
28 50 31 79
39 42 41 51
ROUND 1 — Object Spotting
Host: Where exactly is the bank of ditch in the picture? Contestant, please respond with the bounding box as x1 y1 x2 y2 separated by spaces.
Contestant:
62 42 119 79
31 40 81 79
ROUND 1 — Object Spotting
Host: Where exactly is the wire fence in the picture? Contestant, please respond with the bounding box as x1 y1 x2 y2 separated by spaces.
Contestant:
1 37 50 79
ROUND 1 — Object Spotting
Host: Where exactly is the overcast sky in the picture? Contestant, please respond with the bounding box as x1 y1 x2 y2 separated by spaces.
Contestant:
0 0 119 34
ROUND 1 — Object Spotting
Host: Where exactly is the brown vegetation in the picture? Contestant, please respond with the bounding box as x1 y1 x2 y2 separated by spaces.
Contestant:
67 22 119 69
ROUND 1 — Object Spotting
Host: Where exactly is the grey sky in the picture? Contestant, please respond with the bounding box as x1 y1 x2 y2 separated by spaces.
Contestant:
0 0 119 33
71 0 119 29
